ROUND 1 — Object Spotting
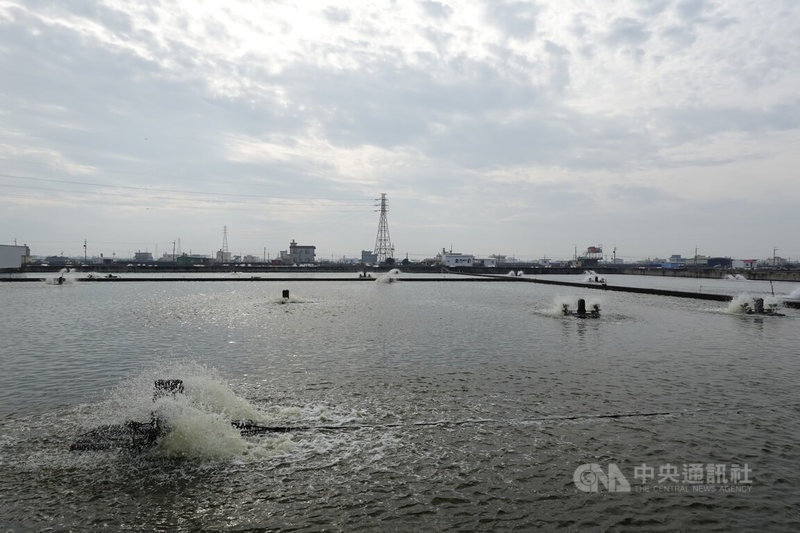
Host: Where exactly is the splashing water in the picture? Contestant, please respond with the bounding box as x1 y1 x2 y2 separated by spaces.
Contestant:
789 287 800 299
273 295 305 304
725 293 782 314
542 295 604 317
726 294 752 314
47 268 75 286
81 362 291 460
582 270 606 283
725 274 748 281
376 269 401 283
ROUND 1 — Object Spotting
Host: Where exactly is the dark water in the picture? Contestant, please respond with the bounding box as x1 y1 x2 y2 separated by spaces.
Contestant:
1 277 799 531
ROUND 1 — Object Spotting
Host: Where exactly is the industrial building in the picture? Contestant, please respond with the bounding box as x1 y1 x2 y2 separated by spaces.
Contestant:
281 240 316 264
0 244 30 270
361 250 378 264
474 258 497 267
441 252 474 267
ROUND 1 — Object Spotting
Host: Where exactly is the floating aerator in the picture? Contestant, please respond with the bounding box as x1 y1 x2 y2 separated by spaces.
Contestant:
562 298 601 318
740 297 785 316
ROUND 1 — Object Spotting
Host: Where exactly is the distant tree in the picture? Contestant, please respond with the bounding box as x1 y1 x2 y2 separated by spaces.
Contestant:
384 257 395 266
401 257 410 266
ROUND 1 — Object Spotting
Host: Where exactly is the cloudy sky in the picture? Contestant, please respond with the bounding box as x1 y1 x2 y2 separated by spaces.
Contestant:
1 0 798 262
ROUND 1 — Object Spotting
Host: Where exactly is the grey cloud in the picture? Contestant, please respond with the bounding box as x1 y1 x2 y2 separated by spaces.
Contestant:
660 102 800 142
544 40 571 92
421 1 453 19
323 7 351 24
484 1 541 39
606 184 677 205
660 24 697 47
676 0 709 22
2 0 798 259
635 0 673 18
605 17 652 47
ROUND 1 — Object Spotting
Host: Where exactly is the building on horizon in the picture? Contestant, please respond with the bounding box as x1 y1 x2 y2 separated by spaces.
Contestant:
215 250 233 263
474 258 497 267
176 253 212 266
0 244 30 269
732 259 758 269
281 240 316 264
361 250 378 264
437 248 474 267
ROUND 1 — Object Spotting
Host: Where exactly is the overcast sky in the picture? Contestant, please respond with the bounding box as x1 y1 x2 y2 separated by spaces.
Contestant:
1 0 798 262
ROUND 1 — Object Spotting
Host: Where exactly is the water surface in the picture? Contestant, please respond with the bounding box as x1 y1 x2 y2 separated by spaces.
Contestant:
1 277 798 530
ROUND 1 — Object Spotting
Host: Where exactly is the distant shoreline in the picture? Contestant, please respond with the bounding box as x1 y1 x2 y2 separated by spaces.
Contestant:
4 264 800 282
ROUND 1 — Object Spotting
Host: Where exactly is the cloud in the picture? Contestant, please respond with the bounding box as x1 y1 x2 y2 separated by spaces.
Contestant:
0 0 799 260
604 16 651 48
484 1 541 39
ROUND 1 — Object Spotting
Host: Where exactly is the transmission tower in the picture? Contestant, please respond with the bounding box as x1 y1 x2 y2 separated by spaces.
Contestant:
373 193 394 263
222 226 229 253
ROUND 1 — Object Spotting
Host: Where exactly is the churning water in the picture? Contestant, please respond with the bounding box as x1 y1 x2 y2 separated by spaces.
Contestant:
1 277 799 531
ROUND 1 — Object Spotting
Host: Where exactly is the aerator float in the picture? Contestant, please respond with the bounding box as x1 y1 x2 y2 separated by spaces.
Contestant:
70 380 297 452
562 299 600 319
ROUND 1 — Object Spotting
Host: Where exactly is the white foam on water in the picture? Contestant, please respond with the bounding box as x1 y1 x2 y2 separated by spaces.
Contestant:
724 293 782 314
153 401 292 460
536 295 605 318
46 276 75 286
273 295 305 304
725 294 752 314
582 270 606 283
376 269 401 283
181 375 262 421
79 361 294 460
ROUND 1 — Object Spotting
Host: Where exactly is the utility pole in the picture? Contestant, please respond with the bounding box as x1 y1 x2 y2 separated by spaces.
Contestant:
84 239 87 263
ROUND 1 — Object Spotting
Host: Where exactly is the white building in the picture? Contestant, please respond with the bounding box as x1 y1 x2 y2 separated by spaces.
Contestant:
0 244 30 269
732 259 758 269
281 240 316 264
442 253 474 267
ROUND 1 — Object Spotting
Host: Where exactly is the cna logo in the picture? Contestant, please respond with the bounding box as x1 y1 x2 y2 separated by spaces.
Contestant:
574 463 631 493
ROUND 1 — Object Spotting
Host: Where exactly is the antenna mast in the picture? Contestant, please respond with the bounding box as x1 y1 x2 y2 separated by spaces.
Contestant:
373 193 394 263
